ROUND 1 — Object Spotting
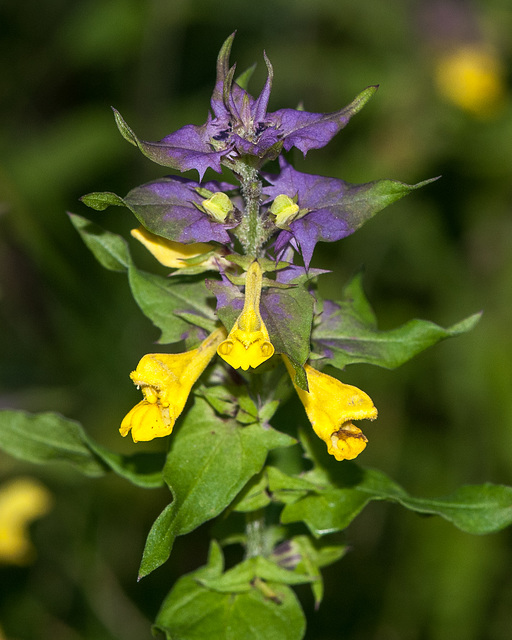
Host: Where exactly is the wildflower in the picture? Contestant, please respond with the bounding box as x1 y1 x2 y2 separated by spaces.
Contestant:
435 45 506 117
283 356 377 461
120 327 226 442
112 34 377 179
217 261 275 370
0 478 52 565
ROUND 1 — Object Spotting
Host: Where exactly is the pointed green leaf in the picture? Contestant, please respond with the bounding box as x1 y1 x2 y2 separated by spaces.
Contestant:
287 535 347 606
128 264 217 343
138 399 295 578
261 284 314 372
85 441 165 489
231 471 271 512
80 191 126 211
0 409 166 488
313 273 481 369
397 484 512 534
69 212 130 271
198 556 314 593
280 460 512 537
71 214 217 343
0 410 106 476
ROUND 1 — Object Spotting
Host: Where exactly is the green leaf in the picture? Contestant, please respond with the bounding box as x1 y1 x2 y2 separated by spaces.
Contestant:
80 190 126 211
72 214 217 343
279 456 512 536
85 441 165 489
342 177 438 231
155 547 306 640
128 264 217 344
231 471 271 512
0 410 106 476
396 484 512 534
267 466 319 505
68 212 129 271
198 556 314 593
285 535 347 606
261 284 314 372
0 409 166 488
312 273 481 369
138 399 295 578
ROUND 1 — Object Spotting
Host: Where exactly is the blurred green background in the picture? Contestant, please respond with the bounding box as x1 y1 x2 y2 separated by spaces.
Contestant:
1 0 511 638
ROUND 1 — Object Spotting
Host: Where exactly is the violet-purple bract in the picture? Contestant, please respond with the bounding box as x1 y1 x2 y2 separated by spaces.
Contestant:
264 158 436 267
123 175 238 244
112 33 377 180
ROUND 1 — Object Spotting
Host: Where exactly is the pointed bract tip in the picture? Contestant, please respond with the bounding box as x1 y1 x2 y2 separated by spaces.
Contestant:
217 33 236 72
111 107 138 147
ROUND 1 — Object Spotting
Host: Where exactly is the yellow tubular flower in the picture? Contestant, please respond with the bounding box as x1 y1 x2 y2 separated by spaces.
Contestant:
283 356 377 461
131 227 214 268
0 478 52 565
217 261 275 371
120 327 227 442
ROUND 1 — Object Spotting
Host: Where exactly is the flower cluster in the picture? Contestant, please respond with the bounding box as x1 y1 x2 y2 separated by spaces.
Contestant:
82 34 430 460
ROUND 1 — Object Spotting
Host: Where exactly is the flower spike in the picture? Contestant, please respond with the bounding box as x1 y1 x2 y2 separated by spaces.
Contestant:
217 261 274 370
120 327 226 442
283 356 377 461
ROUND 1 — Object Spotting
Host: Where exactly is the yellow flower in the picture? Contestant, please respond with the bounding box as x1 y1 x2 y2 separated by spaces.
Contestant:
217 261 275 371
0 477 52 565
131 227 215 268
283 356 377 461
120 327 226 442
435 45 506 118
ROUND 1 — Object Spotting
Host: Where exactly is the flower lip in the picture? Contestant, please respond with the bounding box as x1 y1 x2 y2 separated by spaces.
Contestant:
217 261 275 370
283 356 377 461
120 328 226 442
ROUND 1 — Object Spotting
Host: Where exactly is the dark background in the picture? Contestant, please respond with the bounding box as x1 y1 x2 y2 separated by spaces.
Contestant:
1 0 511 638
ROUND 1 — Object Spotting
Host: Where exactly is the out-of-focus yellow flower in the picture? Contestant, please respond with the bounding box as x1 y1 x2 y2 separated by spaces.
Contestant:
0 477 52 565
435 45 506 117
120 327 226 442
131 227 216 268
283 356 377 461
217 261 275 371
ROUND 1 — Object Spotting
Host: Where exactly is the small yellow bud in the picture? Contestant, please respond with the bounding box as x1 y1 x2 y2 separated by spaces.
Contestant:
269 194 300 228
201 192 234 222
217 261 275 371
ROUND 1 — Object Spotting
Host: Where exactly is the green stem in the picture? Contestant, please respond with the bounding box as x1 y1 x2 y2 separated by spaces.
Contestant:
245 509 266 559
232 161 266 257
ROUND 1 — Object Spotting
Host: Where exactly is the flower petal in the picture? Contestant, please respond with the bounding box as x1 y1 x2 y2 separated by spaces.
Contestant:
121 328 226 442
283 356 377 461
